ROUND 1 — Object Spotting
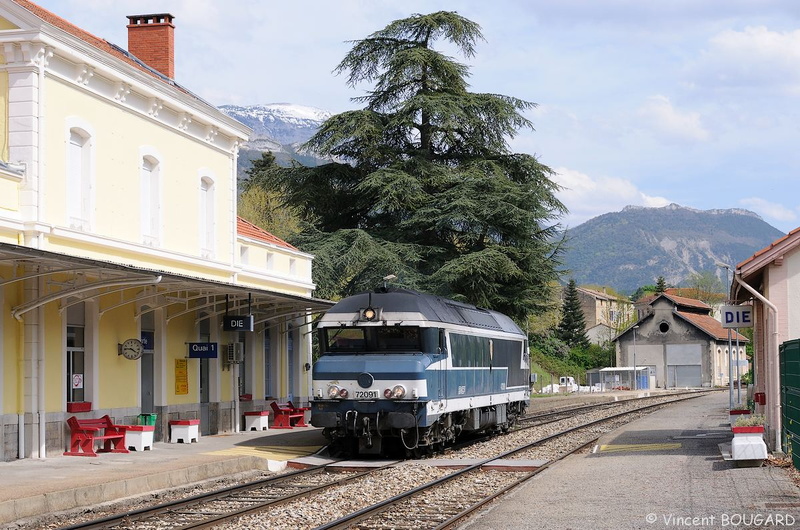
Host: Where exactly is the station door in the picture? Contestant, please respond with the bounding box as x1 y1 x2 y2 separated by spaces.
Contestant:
780 339 800 469
667 365 701 388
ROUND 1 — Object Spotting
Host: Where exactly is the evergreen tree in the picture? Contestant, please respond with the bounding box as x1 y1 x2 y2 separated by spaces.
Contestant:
556 280 591 349
253 12 566 321
655 276 668 293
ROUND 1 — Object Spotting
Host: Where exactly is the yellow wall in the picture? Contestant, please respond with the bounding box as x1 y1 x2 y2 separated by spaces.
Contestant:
43 76 235 265
1 265 20 414
0 16 20 30
0 175 18 212
97 302 139 409
0 69 8 162
167 312 198 404
43 301 63 411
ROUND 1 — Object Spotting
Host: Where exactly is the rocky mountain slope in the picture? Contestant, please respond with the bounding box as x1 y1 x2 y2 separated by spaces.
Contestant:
219 103 331 175
561 204 785 294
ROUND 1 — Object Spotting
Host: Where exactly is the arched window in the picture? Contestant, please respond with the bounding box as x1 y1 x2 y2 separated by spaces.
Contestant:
67 127 93 230
141 155 161 246
200 177 215 258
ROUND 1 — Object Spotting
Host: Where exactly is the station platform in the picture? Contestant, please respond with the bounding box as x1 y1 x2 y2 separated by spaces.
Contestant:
0 424 328 527
461 391 800 530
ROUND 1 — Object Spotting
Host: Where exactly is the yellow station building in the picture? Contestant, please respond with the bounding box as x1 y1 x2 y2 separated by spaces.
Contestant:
0 0 331 460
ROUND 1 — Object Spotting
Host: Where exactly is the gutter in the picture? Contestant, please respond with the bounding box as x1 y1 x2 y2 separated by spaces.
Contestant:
734 274 781 453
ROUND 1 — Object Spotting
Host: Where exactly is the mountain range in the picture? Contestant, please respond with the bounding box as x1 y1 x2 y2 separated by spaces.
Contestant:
560 204 785 294
219 103 331 176
220 104 787 295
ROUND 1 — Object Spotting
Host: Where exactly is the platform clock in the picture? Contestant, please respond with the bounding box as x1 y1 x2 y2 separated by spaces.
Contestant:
118 338 144 360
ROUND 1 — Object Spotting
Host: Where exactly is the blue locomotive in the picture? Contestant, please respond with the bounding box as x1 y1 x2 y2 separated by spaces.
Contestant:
311 287 530 457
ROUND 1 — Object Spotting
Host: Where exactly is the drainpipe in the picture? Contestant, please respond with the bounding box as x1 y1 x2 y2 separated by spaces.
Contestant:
17 317 25 459
734 274 781 453
37 297 45 459
233 361 239 433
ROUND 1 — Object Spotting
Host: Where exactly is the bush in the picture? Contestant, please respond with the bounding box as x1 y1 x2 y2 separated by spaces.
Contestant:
530 331 570 359
734 414 765 427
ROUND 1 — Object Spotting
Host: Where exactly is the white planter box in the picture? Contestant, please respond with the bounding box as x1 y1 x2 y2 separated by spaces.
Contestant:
731 426 767 464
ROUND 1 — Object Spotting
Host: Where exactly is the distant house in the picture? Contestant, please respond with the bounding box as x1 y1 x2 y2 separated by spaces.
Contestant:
615 293 748 388
572 287 634 346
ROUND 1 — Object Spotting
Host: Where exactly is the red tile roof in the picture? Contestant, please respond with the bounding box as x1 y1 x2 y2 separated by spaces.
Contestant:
677 311 748 342
237 217 297 251
638 292 710 311
577 287 624 302
736 226 800 272
660 293 710 310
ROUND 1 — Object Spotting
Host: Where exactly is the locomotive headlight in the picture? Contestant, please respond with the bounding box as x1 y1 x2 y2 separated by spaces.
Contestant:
384 384 406 399
338 387 349 398
327 385 341 398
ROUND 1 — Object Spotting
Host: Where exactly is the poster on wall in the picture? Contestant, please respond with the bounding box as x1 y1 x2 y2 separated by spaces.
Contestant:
175 359 188 395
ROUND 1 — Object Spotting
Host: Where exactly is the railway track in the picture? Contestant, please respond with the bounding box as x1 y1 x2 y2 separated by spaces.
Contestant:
307 393 705 530
57 464 386 530
56 391 707 530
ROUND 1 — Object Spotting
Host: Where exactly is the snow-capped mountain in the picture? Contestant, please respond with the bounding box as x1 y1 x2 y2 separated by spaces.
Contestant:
219 103 331 146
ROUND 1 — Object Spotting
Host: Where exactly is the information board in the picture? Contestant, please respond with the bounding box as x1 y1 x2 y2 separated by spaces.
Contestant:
175 359 188 395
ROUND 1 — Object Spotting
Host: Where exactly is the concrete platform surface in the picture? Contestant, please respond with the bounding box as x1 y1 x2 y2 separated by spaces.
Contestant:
0 425 327 526
459 392 800 530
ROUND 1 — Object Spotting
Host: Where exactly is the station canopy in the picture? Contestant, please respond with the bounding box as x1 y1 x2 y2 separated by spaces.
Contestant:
0 243 333 328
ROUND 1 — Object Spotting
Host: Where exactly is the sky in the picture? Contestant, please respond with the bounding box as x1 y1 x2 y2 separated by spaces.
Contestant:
32 0 800 234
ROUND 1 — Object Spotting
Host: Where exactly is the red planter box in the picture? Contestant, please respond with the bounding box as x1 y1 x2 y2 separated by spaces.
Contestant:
66 402 92 413
732 426 764 434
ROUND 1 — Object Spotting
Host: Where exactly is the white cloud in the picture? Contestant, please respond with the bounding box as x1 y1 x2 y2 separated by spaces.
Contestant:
739 197 798 224
689 26 800 92
636 95 710 143
553 167 671 228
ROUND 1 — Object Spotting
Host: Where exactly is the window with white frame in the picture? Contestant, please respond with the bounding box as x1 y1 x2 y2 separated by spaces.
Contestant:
200 177 215 258
140 155 161 246
67 128 92 230
289 258 296 276
240 245 249 265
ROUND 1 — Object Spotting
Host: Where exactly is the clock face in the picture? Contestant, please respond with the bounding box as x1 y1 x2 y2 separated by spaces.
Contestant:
120 338 144 360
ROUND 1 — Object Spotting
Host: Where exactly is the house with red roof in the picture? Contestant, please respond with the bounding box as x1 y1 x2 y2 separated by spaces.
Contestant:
731 227 800 454
615 293 748 389
0 1 330 460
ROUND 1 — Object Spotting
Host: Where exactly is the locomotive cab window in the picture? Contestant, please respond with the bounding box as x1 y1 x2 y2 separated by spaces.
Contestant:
323 326 425 353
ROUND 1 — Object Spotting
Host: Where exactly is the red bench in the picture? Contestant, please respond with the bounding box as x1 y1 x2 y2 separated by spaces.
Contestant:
64 415 129 457
270 401 309 428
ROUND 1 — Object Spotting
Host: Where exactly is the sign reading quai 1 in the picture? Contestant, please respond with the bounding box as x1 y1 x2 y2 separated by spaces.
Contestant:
721 305 753 329
188 342 218 358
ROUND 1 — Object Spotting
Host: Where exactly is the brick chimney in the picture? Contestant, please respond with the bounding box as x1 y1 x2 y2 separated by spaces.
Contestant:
126 14 175 79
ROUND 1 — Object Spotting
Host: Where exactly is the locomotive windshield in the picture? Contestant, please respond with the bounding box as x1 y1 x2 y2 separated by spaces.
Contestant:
323 326 424 353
